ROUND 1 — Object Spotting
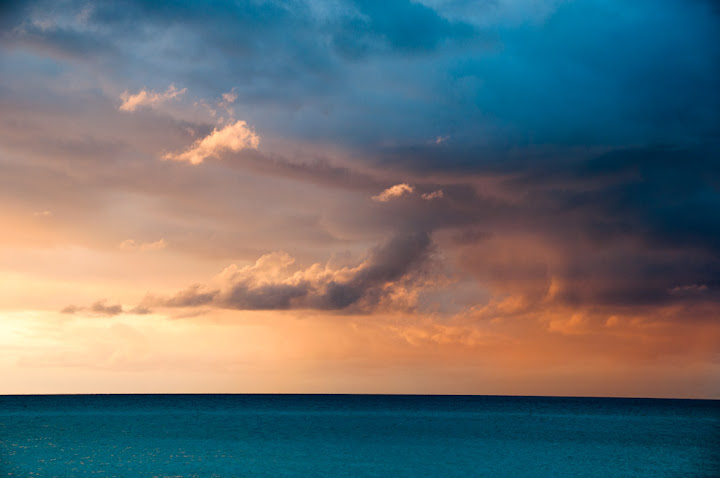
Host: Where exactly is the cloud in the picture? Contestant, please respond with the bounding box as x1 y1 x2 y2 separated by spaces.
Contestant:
219 150 385 191
6 0 720 329
332 0 475 58
60 301 152 317
421 190 444 200
144 231 435 312
90 300 123 316
119 238 167 252
372 184 444 202
372 183 415 202
61 300 124 316
217 88 238 117
221 90 238 104
119 84 186 112
61 305 81 314
6 0 717 158
669 284 709 295
163 120 260 164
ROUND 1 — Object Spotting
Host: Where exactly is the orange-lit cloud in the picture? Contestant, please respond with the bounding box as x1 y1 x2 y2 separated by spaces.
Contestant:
141 231 435 312
119 84 186 112
373 185 444 202
372 183 415 201
421 189 444 200
163 120 260 164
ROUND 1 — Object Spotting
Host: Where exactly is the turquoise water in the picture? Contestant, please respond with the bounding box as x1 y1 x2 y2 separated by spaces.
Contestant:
1 395 718 477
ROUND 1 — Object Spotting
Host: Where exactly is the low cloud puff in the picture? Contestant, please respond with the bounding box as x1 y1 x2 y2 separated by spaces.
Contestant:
421 190 444 200
372 183 415 201
373 184 444 202
163 120 260 164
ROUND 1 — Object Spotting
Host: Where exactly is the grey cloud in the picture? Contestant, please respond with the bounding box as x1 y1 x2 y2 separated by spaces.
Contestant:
60 300 124 316
5 0 717 157
222 149 385 191
223 282 311 310
440 147 720 310
6 0 720 322
7 23 119 61
162 285 218 308
310 230 433 309
60 304 81 314
147 231 434 312
343 144 720 313
332 0 476 58
90 300 123 316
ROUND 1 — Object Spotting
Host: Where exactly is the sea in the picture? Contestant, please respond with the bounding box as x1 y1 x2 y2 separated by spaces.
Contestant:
0 394 718 477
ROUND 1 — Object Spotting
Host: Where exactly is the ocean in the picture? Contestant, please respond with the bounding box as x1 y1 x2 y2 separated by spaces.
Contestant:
1 394 718 477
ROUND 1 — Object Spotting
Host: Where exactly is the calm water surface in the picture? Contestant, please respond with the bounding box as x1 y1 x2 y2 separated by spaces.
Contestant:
1 394 718 477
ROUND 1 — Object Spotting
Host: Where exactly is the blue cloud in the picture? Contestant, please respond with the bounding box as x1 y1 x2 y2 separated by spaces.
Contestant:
4 0 720 312
4 0 717 160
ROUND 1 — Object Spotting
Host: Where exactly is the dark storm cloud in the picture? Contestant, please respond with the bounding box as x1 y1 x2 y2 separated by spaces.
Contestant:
146 231 434 311
370 0 719 169
88 0 476 59
4 0 719 319
0 1 30 31
312 230 433 309
551 147 720 252
537 146 720 308
332 0 475 58
2 0 475 100
383 146 720 310
228 146 720 313
3 0 716 154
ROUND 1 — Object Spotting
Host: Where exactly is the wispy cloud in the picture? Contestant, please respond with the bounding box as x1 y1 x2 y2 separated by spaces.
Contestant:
119 84 186 112
421 190 444 200
163 120 260 164
221 90 238 104
216 88 238 119
61 300 152 317
119 238 167 252
372 184 444 201
61 300 124 317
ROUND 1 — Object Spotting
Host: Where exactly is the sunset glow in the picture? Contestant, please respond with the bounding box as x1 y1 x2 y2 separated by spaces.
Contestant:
1 0 719 398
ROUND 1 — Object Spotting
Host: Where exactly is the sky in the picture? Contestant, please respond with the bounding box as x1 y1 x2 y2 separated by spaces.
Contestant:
1 0 719 398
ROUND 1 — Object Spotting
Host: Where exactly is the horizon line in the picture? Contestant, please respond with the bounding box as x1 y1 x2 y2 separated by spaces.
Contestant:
1 392 717 401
